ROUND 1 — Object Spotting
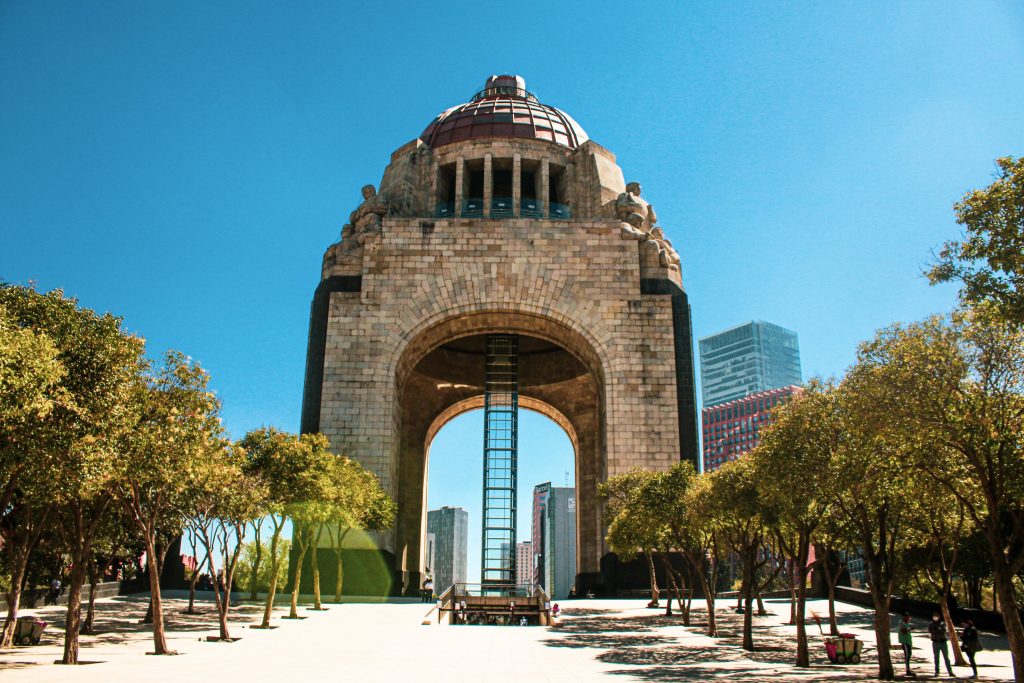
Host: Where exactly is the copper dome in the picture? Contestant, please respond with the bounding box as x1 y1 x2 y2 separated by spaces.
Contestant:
419 75 589 150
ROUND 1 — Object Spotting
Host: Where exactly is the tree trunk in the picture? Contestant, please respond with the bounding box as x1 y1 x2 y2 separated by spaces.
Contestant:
311 524 324 609
334 549 344 603
868 582 894 680
795 563 810 667
0 506 49 648
939 590 966 666
187 565 199 614
741 560 755 650
743 591 754 650
249 522 262 601
659 557 677 617
0 542 30 648
689 551 717 637
144 535 170 654
827 582 839 635
60 561 88 664
788 562 798 625
646 552 660 607
82 563 99 635
992 560 1024 683
259 521 284 629
289 526 309 619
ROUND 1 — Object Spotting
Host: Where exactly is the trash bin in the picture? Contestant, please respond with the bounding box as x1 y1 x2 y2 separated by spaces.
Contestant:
14 616 46 646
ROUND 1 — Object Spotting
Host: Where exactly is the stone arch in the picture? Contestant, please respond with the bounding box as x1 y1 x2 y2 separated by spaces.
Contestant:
390 309 607 594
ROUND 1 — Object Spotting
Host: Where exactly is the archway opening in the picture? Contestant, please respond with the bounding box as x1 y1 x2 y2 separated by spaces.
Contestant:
425 407 576 595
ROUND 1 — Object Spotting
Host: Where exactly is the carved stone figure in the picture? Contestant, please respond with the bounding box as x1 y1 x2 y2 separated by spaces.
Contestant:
650 227 680 269
614 181 657 228
620 212 647 240
350 184 388 234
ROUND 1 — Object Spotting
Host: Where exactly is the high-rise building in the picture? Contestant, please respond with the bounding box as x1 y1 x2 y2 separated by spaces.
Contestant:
515 541 532 585
532 483 576 599
531 484 550 586
701 385 801 471
699 321 802 407
423 532 436 579
426 506 468 593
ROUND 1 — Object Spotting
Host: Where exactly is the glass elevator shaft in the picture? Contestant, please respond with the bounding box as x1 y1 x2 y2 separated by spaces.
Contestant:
481 334 518 590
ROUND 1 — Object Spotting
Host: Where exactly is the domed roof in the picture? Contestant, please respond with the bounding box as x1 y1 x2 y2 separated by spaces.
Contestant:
419 75 589 150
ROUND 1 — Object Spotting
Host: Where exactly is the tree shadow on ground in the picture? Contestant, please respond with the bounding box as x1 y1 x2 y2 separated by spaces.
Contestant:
604 664 866 682
545 634 672 650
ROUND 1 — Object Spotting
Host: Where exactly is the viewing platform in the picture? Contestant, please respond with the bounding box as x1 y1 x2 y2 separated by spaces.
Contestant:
436 583 552 626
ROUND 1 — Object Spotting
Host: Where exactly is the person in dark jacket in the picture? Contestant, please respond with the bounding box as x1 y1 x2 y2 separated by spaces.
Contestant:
928 613 955 678
960 619 981 679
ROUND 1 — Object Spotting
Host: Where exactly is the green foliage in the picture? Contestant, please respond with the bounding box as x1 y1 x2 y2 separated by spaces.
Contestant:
929 156 1024 325
235 538 290 592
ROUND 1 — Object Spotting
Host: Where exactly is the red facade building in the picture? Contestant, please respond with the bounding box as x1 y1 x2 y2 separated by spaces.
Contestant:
701 384 802 472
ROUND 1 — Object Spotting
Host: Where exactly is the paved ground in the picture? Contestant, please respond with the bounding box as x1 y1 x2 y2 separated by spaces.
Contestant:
0 595 1016 681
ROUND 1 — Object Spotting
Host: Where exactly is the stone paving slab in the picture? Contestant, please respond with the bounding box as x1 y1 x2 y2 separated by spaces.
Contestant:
0 596 1016 681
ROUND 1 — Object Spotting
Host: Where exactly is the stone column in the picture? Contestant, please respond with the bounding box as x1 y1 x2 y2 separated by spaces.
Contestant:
540 157 550 218
429 159 439 216
512 154 521 218
483 153 493 218
454 156 465 217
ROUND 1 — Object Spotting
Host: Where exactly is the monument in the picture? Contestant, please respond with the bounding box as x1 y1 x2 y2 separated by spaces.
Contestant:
301 75 699 596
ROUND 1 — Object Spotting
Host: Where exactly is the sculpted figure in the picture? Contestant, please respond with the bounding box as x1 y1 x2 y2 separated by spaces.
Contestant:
615 181 657 228
650 227 680 269
349 184 388 234
620 212 647 240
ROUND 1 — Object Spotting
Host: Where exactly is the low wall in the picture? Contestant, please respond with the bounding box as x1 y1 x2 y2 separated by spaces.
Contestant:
1 580 123 611
834 586 1018 633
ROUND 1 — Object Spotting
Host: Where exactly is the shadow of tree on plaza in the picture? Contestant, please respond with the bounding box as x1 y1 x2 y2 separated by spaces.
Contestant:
604 664 866 682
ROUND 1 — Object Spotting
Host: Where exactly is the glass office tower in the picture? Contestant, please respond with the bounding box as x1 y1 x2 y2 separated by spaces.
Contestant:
698 320 802 407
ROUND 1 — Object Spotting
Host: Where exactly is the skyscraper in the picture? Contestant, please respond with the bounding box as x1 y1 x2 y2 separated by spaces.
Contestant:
532 483 577 599
699 320 802 407
426 506 468 593
515 541 532 586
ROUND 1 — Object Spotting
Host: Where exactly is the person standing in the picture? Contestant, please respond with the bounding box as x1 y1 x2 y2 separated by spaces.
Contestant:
928 612 955 678
897 613 916 677
960 620 981 679
422 577 434 603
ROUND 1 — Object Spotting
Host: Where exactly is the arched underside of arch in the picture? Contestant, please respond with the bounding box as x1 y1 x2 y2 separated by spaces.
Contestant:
391 312 606 595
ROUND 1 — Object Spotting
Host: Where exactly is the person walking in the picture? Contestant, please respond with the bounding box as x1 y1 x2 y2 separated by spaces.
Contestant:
928 612 955 678
960 620 981 679
897 613 916 677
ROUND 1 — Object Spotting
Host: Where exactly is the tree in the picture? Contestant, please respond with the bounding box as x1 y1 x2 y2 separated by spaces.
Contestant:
646 463 719 634
284 435 338 617
0 292 65 648
856 310 1024 680
119 351 227 656
324 456 395 603
752 380 840 667
0 285 143 661
599 469 662 607
235 538 289 595
709 458 776 650
240 428 334 629
929 156 1024 326
195 446 266 641
838 341 932 681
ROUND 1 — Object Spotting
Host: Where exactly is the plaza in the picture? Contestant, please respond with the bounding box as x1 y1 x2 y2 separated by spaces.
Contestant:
0 595 1016 681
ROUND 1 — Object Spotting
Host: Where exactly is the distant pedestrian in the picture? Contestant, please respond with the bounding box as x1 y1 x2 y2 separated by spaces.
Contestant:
928 612 955 678
897 612 915 677
960 619 982 679
551 603 560 620
47 577 61 606
422 577 434 603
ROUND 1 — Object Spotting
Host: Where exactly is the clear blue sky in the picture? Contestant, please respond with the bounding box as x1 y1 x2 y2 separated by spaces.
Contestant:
3 2 1022 580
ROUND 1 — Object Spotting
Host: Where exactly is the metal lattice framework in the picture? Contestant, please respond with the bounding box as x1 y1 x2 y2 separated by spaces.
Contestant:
481 334 518 589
